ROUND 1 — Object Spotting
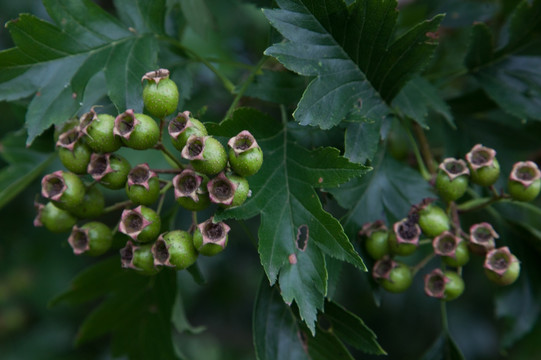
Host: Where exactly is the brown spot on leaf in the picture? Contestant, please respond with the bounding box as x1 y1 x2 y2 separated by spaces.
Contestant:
296 225 309 251
288 253 297 265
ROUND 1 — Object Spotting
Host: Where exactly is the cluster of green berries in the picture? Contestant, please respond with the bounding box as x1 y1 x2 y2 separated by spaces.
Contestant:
34 69 263 275
359 144 534 300
435 144 541 203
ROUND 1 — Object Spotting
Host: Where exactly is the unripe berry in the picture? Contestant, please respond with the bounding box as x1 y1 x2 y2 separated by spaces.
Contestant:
56 128 92 175
54 118 79 143
193 218 231 256
417 202 450 238
207 172 249 208
227 131 263 177
432 232 469 267
372 258 413 293
484 247 520 285
468 222 498 254
388 216 421 256
125 163 160 206
113 109 159 150
69 185 105 219
79 109 122 153
359 221 390 260
142 69 179 118
181 135 227 175
68 222 113 256
120 241 160 275
87 153 131 189
508 161 541 202
34 202 77 233
168 111 208 152
424 269 464 301
172 169 210 211
151 231 198 269
465 144 500 186
41 170 85 212
435 158 469 202
119 206 161 243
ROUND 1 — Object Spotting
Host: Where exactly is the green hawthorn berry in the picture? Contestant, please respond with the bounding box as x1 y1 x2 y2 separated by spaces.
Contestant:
119 206 161 243
53 117 79 143
34 202 77 233
120 241 160 275
227 131 263 177
508 161 541 202
372 258 413 293
417 202 450 238
168 111 208 152
69 185 105 219
87 153 131 189
79 109 122 153
152 231 198 269
465 144 500 186
125 163 160 206
172 169 210 211
193 218 231 256
56 128 92 174
207 172 249 208
484 247 520 285
435 158 470 202
468 222 498 254
388 216 421 256
432 232 470 267
142 69 179 118
424 269 464 301
113 109 159 150
68 222 113 256
181 135 227 175
359 221 390 260
41 171 85 212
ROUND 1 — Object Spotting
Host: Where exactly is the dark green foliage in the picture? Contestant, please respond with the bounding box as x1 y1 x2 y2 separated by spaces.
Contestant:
1 0 541 359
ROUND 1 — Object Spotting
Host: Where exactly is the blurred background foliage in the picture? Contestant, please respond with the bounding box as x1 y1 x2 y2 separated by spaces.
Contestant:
1 0 541 359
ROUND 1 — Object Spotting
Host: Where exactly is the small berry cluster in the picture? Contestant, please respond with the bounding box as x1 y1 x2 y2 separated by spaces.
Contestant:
34 69 263 275
359 144 538 300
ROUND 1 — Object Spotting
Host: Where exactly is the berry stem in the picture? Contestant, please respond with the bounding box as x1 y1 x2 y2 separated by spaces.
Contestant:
224 55 268 122
441 300 449 334
412 122 437 176
186 263 206 285
189 211 198 233
156 182 172 215
158 35 235 93
457 193 509 213
403 120 431 180
412 253 436 276
153 168 183 174
155 143 184 169
104 200 132 214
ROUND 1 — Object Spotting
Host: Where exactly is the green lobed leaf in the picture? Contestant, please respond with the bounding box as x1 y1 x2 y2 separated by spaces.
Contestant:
241 69 307 105
0 130 56 210
343 120 381 164
177 0 214 39
263 0 444 131
392 75 455 129
329 150 433 238
304 325 353 360
0 0 164 145
421 332 465 360
209 108 368 333
322 300 386 355
253 281 310 360
51 258 179 360
465 2 541 122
